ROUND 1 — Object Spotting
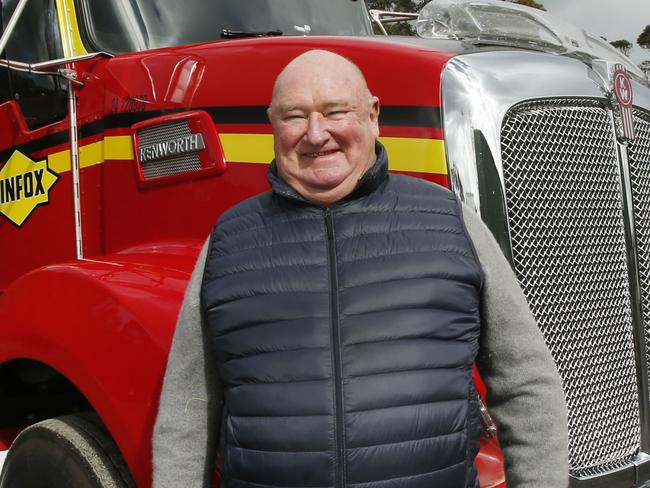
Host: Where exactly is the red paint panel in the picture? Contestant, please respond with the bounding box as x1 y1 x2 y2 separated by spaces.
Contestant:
216 124 273 135
0 172 76 290
102 160 270 253
103 37 451 113
477 435 507 487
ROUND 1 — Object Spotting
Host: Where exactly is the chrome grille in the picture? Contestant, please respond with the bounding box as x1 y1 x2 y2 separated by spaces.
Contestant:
138 121 191 146
141 154 201 179
137 120 202 179
628 109 650 399
500 99 641 477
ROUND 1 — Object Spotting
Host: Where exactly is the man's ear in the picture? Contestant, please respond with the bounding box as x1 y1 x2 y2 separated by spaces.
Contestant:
267 106 273 123
369 96 380 137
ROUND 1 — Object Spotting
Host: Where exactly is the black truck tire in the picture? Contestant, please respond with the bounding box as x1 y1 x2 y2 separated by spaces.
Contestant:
0 413 135 488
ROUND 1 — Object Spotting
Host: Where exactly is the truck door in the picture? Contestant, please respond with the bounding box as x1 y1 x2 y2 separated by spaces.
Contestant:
0 0 74 290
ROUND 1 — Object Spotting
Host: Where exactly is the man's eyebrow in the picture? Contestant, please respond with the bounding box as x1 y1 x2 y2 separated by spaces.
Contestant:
323 100 352 110
273 100 354 113
275 104 305 113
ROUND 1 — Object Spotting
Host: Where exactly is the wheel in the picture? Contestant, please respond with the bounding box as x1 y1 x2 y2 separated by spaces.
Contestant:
0 413 135 488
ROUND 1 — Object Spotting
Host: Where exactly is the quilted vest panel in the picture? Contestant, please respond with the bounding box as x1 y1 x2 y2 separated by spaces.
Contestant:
201 158 483 488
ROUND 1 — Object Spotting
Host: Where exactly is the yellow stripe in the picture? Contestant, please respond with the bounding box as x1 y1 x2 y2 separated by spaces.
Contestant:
47 137 132 173
220 134 275 164
44 134 447 175
219 133 447 174
380 137 447 175
79 141 104 168
48 150 71 174
104 136 134 160
56 0 87 57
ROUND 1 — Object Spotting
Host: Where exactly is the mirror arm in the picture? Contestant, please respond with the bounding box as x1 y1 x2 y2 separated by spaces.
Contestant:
0 52 112 87
368 9 419 36
368 10 389 36
0 0 30 57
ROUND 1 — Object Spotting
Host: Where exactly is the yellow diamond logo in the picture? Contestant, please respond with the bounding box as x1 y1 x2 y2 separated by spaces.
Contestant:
0 151 59 227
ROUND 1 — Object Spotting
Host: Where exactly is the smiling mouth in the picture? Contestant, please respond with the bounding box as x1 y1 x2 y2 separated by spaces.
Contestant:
304 149 339 158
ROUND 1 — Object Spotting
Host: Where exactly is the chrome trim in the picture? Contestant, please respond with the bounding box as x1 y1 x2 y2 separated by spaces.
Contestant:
441 51 607 217
0 0 30 57
67 76 82 259
441 49 650 481
31 52 112 71
479 396 497 438
368 9 418 36
0 53 111 87
615 122 650 454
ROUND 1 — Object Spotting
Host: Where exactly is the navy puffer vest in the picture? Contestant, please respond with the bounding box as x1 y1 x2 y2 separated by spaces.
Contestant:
201 143 484 488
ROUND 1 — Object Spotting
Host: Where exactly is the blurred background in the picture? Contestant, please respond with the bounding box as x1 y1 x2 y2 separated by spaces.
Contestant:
365 0 650 79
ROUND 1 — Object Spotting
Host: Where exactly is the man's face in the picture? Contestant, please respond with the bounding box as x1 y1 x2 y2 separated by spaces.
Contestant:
268 52 380 206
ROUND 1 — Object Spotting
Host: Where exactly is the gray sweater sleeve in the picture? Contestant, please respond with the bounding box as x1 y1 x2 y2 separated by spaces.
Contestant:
461 203 569 488
152 239 220 488
153 209 570 488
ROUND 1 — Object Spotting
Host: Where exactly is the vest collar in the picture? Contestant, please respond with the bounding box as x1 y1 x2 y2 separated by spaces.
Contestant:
267 141 389 206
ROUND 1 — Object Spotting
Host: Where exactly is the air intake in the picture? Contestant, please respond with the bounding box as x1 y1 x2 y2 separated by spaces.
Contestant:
500 98 641 478
132 110 225 185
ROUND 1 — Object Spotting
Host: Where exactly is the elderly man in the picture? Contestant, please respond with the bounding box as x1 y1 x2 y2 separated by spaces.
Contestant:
153 50 568 488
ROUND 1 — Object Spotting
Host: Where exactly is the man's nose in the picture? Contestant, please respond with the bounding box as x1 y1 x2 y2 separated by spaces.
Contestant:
304 112 329 145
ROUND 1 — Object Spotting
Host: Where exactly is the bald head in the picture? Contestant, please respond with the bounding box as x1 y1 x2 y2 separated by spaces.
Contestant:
267 50 380 207
270 50 372 112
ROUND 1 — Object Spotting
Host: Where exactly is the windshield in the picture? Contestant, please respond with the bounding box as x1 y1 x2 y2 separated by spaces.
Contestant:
78 0 373 54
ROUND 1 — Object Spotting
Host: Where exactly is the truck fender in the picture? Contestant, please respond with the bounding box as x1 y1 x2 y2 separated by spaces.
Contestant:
0 254 195 487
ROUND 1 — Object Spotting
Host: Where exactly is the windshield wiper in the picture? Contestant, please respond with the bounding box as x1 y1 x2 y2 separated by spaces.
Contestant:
222 29 283 39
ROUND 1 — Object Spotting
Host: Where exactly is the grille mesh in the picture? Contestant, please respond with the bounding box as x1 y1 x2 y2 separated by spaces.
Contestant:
628 109 650 399
500 99 641 477
138 121 192 146
137 121 202 179
141 154 201 179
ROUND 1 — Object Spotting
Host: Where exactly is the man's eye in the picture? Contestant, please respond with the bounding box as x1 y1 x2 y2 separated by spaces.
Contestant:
326 110 347 118
284 114 305 121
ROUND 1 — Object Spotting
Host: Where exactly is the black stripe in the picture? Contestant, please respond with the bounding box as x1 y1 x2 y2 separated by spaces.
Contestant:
104 106 272 128
105 106 270 127
0 130 69 162
0 119 105 163
1 104 441 163
106 105 442 128
207 106 270 124
105 111 166 128
79 120 105 139
379 106 441 128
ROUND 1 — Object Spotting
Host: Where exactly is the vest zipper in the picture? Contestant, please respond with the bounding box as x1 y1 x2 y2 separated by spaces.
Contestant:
325 208 346 488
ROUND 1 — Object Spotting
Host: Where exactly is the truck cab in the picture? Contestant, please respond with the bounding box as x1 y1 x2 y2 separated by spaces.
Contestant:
0 0 649 487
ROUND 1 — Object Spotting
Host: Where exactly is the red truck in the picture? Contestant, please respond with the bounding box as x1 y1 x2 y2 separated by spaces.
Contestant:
0 0 649 487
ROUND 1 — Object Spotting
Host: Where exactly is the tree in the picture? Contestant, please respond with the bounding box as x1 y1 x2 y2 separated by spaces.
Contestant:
507 0 546 11
366 0 429 11
365 0 429 35
640 61 650 80
639 25 650 50
610 39 633 57
366 0 547 35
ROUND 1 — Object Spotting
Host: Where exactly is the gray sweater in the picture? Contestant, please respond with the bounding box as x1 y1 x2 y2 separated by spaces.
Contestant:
152 203 569 488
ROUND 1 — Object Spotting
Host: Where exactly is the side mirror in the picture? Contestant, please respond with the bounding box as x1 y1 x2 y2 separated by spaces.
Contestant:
0 0 111 86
